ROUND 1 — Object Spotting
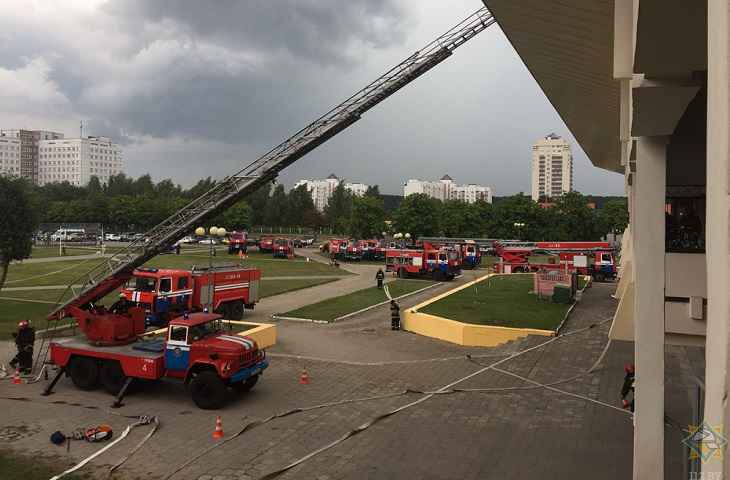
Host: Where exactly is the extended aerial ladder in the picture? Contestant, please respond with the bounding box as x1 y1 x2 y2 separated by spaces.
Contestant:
35 7 495 368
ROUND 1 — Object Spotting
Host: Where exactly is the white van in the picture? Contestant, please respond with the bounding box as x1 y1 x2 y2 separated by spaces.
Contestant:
51 228 85 241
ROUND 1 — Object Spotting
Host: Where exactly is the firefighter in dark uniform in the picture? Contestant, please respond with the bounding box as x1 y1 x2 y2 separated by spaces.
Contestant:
376 268 385 289
620 363 635 412
390 300 401 331
10 320 35 374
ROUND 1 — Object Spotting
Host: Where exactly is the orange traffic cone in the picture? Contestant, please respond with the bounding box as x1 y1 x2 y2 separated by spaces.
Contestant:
212 416 224 439
12 368 22 385
299 368 310 385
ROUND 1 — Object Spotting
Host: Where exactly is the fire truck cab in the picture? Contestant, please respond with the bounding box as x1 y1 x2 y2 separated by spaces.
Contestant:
385 243 460 280
228 231 248 254
258 236 274 253
273 238 294 258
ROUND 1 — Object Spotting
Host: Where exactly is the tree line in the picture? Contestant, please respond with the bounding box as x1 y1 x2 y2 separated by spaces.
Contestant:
10 173 628 240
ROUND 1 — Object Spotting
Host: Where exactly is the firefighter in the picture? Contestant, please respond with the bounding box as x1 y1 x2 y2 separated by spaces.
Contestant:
10 320 35 374
175 243 181 255
390 300 401 331
376 268 385 289
620 363 635 412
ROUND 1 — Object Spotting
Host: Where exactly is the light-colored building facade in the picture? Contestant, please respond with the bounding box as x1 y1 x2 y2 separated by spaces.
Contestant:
530 133 573 201
0 136 21 178
484 1 721 478
403 175 492 203
294 174 370 211
0 129 64 183
37 136 123 186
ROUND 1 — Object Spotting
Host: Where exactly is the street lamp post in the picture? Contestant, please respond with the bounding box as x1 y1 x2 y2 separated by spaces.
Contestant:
196 226 227 311
513 222 526 240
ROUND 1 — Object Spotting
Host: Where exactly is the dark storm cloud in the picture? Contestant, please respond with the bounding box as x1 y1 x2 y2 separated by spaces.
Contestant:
104 0 406 66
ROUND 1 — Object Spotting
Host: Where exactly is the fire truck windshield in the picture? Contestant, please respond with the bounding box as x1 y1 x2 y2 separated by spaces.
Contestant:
275 239 288 246
127 277 156 292
189 320 221 341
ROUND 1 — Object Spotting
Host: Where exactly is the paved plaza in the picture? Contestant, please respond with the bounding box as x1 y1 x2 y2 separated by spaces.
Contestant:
0 282 702 479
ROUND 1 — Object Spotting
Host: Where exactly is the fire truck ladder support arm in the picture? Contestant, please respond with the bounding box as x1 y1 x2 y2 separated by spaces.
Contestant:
36 7 495 367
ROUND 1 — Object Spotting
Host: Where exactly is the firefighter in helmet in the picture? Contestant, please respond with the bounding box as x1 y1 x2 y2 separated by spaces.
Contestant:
390 300 401 331
10 320 35 374
375 268 385 289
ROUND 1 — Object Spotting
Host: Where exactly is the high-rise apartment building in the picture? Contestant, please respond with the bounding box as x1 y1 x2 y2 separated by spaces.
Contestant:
37 136 123 186
530 133 574 201
293 174 370 211
0 129 64 183
403 175 492 203
0 136 21 177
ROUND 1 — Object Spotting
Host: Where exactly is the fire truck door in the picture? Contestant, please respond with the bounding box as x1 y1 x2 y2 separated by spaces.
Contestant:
165 325 190 372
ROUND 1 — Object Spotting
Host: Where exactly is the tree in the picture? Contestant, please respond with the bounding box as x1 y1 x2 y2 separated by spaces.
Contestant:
221 200 252 230
245 183 272 226
552 191 600 241
349 195 385 238
365 185 381 198
325 183 353 233
597 199 629 235
392 194 442 238
440 200 471 237
285 185 318 227
264 184 287 227
0 178 39 292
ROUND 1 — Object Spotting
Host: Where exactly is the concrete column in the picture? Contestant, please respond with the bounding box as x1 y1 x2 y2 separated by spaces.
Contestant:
704 0 730 475
632 136 666 480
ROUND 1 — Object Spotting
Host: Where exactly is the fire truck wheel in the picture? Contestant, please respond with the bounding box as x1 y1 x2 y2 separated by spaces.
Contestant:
594 272 605 283
233 374 259 393
190 370 227 410
397 268 406 279
68 356 100 390
228 301 244 320
100 360 128 395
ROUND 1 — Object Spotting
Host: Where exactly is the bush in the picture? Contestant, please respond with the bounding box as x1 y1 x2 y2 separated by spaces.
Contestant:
552 285 573 304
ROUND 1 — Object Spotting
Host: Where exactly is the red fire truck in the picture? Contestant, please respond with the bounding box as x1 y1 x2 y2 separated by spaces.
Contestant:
258 236 274 253
359 239 384 261
121 265 261 325
227 231 248 254
344 240 363 261
494 241 617 281
46 312 268 409
272 238 294 258
385 242 461 280
327 238 349 259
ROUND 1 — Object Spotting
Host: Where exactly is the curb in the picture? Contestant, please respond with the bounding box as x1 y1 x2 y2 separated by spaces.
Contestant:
271 315 329 324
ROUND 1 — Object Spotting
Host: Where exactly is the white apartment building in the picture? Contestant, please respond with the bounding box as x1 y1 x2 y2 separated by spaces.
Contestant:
294 174 370 211
0 136 21 177
403 175 492 203
0 129 64 182
37 136 123 186
530 133 574 201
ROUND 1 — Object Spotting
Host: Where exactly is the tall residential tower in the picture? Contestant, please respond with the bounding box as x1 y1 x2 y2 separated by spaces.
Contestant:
530 133 573 201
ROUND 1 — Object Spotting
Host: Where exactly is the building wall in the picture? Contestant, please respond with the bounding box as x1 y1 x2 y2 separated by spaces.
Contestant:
294 176 369 212
531 134 574 201
0 136 21 177
403 177 492 203
0 129 64 183
37 136 122 186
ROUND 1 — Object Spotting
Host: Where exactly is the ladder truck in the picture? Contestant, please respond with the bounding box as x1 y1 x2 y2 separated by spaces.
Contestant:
35 7 496 407
493 241 617 281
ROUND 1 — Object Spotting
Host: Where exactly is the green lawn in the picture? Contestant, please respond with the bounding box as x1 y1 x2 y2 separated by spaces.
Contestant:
4 249 347 288
0 449 88 480
420 275 570 331
283 279 434 322
260 278 338 298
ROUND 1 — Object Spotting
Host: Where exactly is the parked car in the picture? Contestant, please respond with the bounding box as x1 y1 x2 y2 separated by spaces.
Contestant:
179 235 196 244
199 239 217 245
105 233 122 241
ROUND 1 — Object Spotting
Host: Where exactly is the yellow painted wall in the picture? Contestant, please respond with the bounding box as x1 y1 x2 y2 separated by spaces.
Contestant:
402 273 554 347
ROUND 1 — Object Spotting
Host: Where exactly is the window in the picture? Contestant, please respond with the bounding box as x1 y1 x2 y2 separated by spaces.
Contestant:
159 278 172 293
169 325 188 343
177 277 189 290
666 189 705 253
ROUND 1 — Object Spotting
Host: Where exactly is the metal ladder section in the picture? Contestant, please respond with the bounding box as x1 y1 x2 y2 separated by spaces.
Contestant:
36 6 495 364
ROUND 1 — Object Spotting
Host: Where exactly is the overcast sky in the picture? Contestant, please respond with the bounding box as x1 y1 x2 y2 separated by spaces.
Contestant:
0 0 624 196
